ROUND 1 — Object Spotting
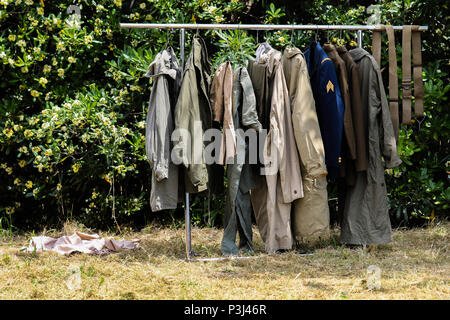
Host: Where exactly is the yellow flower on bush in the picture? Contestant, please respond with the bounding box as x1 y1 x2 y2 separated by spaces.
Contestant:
17 40 26 47
33 188 39 195
44 149 52 157
84 35 93 45
14 178 21 186
2 128 13 138
57 68 64 78
67 56 76 63
32 146 41 153
18 160 26 167
5 167 12 175
113 0 122 7
19 146 28 154
25 180 33 189
72 163 81 173
8 34 16 42
56 41 65 51
5 207 15 215
23 129 34 138
139 2 146 9
39 77 48 86
43 64 51 73
57 183 62 191
30 90 40 97
36 7 44 15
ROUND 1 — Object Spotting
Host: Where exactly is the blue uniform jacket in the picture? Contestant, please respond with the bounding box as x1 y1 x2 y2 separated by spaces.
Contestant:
304 42 345 179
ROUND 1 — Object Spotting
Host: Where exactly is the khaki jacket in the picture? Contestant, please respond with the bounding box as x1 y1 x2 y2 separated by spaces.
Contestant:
282 46 330 242
145 47 181 211
248 43 303 253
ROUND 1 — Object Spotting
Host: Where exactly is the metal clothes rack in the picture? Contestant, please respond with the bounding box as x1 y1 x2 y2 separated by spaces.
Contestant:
119 23 428 262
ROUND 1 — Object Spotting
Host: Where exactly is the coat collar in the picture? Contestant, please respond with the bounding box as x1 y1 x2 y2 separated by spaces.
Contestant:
322 43 340 61
283 46 305 59
304 42 328 76
336 46 349 55
145 47 180 79
348 47 370 63
254 42 281 76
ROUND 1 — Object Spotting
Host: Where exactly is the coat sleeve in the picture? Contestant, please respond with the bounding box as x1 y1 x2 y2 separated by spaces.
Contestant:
145 72 173 182
210 64 225 122
376 68 402 169
240 67 262 132
350 63 368 172
291 55 327 178
145 83 156 168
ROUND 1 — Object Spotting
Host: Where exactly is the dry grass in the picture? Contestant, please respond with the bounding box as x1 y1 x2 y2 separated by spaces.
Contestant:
0 220 448 300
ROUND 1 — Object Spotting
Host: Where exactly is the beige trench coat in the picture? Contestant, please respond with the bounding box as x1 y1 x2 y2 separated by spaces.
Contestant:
249 43 303 253
282 46 330 242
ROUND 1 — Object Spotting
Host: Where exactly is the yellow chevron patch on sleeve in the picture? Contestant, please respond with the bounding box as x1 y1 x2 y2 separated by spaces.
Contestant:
326 80 334 93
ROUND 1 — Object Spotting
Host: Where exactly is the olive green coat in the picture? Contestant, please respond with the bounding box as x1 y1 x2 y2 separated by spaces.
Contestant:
341 48 402 245
173 37 222 194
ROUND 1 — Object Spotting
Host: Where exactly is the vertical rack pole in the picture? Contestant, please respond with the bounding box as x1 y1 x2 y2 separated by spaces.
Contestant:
357 29 363 48
179 28 191 261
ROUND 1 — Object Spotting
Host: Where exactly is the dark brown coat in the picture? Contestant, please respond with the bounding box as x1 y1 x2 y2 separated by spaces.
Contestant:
337 46 368 176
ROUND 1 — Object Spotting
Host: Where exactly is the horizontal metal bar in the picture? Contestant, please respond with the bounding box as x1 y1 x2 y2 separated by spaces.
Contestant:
119 23 428 31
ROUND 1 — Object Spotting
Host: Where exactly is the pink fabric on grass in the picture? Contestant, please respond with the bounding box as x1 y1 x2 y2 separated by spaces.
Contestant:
25 232 140 255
